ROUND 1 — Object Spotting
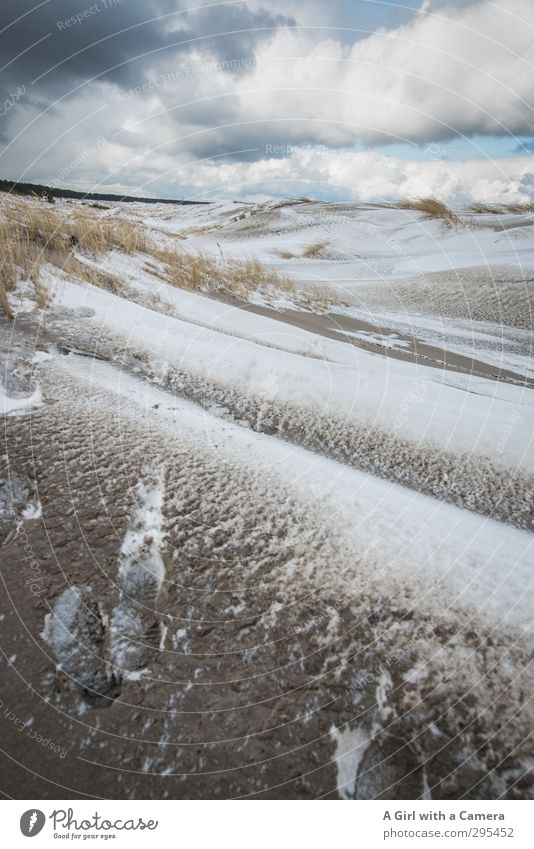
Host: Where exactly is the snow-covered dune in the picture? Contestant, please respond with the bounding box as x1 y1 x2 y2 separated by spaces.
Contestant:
1 195 532 800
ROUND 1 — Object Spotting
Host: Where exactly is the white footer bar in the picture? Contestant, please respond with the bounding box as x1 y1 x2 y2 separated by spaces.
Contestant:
5 799 533 848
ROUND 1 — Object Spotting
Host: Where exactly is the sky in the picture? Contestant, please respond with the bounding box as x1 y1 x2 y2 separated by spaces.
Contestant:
0 0 533 203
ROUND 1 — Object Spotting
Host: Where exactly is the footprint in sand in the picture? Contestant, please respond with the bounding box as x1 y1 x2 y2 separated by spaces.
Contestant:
45 469 168 705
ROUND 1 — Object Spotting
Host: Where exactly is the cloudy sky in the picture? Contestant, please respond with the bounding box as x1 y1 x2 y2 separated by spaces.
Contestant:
0 0 533 202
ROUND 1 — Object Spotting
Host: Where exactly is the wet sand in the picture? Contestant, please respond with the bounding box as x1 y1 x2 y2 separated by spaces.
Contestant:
2 320 532 800
229 298 533 388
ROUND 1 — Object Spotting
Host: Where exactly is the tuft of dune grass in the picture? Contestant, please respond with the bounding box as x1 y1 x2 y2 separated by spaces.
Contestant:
502 203 534 214
278 241 329 260
0 198 148 316
226 255 293 299
1 194 321 317
302 241 329 258
397 197 460 225
0 269 13 319
468 202 534 215
152 247 294 300
0 217 29 318
2 200 150 256
468 202 502 214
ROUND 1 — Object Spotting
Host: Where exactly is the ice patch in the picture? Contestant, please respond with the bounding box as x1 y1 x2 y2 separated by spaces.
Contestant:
1 385 42 416
31 351 53 365
330 724 370 800
22 501 42 520
342 330 411 349
45 585 118 704
376 671 393 720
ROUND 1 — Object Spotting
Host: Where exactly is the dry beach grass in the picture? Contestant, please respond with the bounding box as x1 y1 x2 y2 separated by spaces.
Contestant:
397 196 460 224
0 194 296 317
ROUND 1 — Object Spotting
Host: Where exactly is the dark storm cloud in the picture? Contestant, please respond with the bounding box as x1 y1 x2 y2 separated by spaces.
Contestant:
187 3 294 64
2 0 529 196
0 0 293 138
0 0 170 138
0 1 179 93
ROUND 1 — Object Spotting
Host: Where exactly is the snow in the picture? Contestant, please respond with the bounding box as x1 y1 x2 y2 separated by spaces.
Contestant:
51 354 534 635
341 329 411 349
22 501 42 520
109 471 166 672
0 384 42 416
4 195 533 799
48 275 534 473
118 472 166 587
45 586 94 681
163 201 534 286
11 196 534 646
31 351 53 365
340 307 534 380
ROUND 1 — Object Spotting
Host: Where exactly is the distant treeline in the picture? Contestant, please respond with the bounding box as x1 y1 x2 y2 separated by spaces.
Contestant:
0 179 207 205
